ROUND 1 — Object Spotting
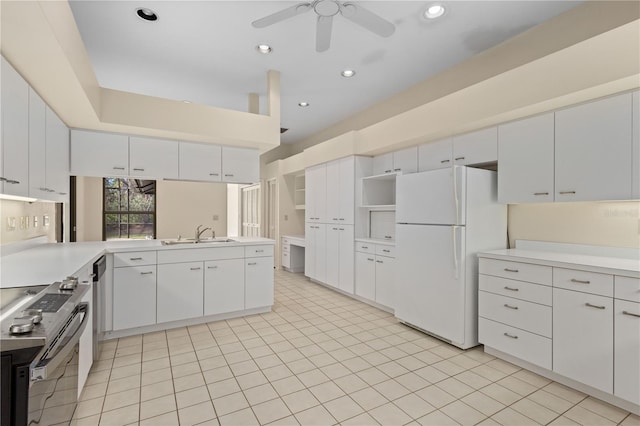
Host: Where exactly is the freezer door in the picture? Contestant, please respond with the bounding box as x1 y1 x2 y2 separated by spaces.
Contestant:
395 224 466 345
396 167 466 225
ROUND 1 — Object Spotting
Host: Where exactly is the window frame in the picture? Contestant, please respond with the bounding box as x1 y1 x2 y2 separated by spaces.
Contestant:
102 178 157 241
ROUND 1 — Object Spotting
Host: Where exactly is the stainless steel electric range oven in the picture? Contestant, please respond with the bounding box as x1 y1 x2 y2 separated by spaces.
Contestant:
1 278 90 426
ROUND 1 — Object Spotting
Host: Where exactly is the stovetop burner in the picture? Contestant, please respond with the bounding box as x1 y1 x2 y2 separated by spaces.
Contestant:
27 294 72 313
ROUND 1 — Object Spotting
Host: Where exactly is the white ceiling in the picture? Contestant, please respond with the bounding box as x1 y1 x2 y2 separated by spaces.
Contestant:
69 1 580 145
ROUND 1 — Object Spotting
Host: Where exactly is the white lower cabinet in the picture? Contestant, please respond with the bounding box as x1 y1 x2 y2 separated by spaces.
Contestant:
325 225 354 293
246 256 274 309
355 252 375 301
113 265 157 330
553 288 613 393
614 299 640 405
204 259 244 315
374 255 395 308
355 242 395 309
77 268 93 397
157 262 204 323
305 223 326 283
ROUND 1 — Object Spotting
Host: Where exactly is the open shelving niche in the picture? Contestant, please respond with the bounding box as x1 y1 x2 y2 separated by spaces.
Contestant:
360 172 398 208
294 173 305 210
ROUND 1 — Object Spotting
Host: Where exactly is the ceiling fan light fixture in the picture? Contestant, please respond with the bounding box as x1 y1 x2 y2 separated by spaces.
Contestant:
341 69 356 78
136 8 158 21
256 44 272 54
424 4 445 19
298 102 310 107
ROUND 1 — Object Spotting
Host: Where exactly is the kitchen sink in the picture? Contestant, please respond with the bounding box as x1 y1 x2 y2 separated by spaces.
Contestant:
161 238 235 245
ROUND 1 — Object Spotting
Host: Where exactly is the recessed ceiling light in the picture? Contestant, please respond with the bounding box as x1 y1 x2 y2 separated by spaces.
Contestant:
341 69 356 78
424 4 445 19
182 100 191 104
298 102 310 107
136 8 158 21
256 44 272 54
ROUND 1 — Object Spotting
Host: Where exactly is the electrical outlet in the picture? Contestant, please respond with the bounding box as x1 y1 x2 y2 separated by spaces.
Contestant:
213 215 219 221
33 216 39 228
7 217 16 231
43 215 50 227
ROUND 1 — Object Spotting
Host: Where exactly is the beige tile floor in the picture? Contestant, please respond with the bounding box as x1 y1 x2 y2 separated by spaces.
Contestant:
72 270 639 426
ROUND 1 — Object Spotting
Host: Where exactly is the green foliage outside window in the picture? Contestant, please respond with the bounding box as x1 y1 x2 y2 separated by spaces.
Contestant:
103 178 156 240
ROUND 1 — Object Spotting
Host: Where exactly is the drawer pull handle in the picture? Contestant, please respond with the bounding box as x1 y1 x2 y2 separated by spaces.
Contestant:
207 266 218 269
140 271 153 275
503 332 518 339
255 250 264 253
440 159 450 164
339 218 345 221
504 304 519 310
248 262 257 266
209 173 219 176
571 279 590 284
533 192 549 196
585 303 605 310
385 169 392 173
332 228 338 230
225 174 234 177
455 156 465 161
113 167 125 170
382 249 390 253
332 218 338 221
190 267 201 271
384 236 392 239
394 168 401 171
504 268 519 273
130 257 143 261
132 168 145 172
376 260 383 264
559 191 576 195
622 311 640 318
504 286 519 292
367 258 374 262
362 246 369 249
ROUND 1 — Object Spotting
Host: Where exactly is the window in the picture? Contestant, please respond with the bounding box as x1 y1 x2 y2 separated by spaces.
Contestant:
103 178 156 240
241 184 261 237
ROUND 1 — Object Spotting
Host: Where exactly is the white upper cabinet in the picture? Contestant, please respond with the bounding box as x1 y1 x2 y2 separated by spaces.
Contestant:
1 57 30 196
129 136 178 179
179 142 222 182
452 126 498 166
45 106 70 201
632 91 639 199
71 130 129 177
221 146 259 183
372 147 418 175
498 113 555 203
418 138 453 172
305 163 326 222
326 157 355 224
29 89 47 199
555 93 633 201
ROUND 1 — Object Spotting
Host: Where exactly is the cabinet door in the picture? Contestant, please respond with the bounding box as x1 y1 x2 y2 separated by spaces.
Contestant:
338 157 355 224
45 106 70 201
1 57 30 196
325 160 340 223
418 138 452 172
113 266 156 330
129 136 178 179
305 223 316 278
553 288 613 393
305 164 326 222
70 130 129 177
28 89 47 199
452 126 497 166
179 142 222 182
632 91 639 199
325 226 340 289
372 153 393 175
555 93 632 201
245 256 274 309
78 284 93 397
157 262 203 323
338 226 354 294
222 146 259 183
314 224 327 283
204 259 244 315
393 147 418 174
614 299 640 405
375 256 395 309
355 251 375 300
498 113 554 203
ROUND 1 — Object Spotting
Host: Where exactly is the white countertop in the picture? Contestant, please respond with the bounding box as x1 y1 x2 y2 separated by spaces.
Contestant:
282 235 305 246
478 248 640 277
0 237 275 288
355 238 396 246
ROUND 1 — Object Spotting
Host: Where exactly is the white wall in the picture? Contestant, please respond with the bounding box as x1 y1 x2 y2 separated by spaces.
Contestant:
0 199 57 245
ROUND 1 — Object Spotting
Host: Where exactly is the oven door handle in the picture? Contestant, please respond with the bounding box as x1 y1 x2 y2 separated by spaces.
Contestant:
31 302 89 382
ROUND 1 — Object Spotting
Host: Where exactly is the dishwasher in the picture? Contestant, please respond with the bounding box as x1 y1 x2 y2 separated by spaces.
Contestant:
92 256 106 360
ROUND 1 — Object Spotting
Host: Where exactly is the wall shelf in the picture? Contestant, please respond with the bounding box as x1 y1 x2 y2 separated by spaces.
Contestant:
294 173 305 210
361 173 397 207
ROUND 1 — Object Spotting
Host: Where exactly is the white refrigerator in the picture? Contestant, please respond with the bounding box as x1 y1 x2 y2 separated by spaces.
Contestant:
395 166 507 349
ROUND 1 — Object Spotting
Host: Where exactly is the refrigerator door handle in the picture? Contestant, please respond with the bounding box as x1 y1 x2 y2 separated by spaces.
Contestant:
452 167 460 225
452 226 460 280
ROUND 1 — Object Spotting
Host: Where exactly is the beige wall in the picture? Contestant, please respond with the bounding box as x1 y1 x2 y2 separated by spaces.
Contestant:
0 199 57 245
508 201 640 249
75 177 228 241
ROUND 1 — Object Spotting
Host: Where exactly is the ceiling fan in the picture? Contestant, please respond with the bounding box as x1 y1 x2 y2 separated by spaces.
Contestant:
252 1 396 52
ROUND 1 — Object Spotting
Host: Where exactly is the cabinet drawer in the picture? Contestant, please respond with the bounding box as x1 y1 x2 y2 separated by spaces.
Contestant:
282 237 290 245
615 276 640 302
375 245 396 258
114 251 157 268
553 268 613 297
281 251 291 268
479 291 552 337
245 245 274 258
157 247 244 263
479 318 551 370
479 275 552 306
479 259 552 285
355 242 375 254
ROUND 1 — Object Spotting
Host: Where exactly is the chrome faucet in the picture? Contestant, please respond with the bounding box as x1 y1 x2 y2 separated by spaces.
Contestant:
195 225 211 242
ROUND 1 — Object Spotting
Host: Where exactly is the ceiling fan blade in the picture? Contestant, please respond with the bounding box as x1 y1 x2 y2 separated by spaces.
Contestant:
316 15 333 52
252 3 312 28
340 3 395 37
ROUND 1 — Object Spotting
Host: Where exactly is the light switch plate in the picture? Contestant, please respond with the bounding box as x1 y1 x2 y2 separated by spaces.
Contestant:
43 215 50 227
7 217 16 231
33 216 39 227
